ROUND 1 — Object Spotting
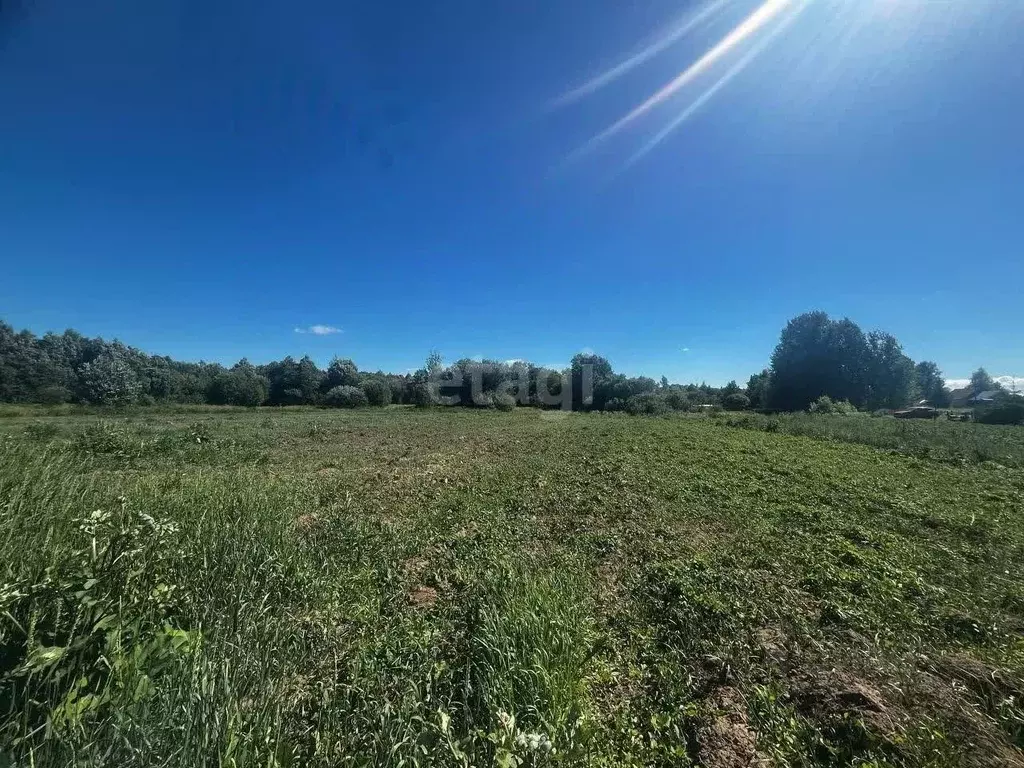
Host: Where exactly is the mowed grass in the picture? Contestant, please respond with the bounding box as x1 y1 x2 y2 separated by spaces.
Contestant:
1 408 1023 767
721 411 1024 469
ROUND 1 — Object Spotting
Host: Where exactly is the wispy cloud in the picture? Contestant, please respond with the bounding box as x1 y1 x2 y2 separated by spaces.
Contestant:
294 325 342 336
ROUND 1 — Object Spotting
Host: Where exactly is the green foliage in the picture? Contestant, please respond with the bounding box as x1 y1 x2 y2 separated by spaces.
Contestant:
970 367 998 396
864 330 916 410
746 370 770 409
664 389 690 411
975 401 1024 426
37 385 73 404
323 385 368 408
916 361 950 407
768 313 916 412
723 392 750 411
324 357 359 390
207 363 268 406
724 410 1024 466
491 391 517 411
78 351 142 406
265 356 324 405
808 395 858 415
360 377 392 407
1 409 1023 765
625 392 670 415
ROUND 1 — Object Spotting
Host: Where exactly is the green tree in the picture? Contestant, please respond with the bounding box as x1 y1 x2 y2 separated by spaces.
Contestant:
324 357 359 390
969 367 998 396
324 385 368 408
745 370 770 410
360 378 392 407
208 362 268 406
865 332 916 410
915 361 950 407
77 351 142 406
723 392 750 411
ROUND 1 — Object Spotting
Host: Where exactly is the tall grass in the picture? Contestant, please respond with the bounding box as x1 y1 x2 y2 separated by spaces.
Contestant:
0 434 595 766
3 410 1024 766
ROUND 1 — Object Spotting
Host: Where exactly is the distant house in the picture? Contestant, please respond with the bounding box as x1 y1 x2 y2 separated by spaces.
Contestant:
969 390 1001 404
948 387 972 408
949 387 1002 407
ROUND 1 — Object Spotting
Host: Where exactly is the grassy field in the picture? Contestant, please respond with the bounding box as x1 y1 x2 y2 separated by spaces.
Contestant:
1 408 1023 767
721 412 1024 469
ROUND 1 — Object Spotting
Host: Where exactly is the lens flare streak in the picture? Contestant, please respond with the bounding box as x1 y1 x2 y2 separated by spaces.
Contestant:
569 0 798 161
625 2 808 168
553 0 735 107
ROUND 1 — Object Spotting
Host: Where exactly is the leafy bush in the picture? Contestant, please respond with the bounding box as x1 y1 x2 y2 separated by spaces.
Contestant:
723 393 750 411
37 385 72 405
360 378 392 407
808 396 858 415
324 385 368 408
77 353 142 406
207 370 268 406
975 401 1024 426
491 391 517 411
603 398 626 412
625 393 670 416
665 391 690 411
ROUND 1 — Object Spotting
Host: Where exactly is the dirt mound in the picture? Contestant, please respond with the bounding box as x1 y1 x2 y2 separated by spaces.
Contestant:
409 585 439 608
697 687 768 768
916 655 1024 767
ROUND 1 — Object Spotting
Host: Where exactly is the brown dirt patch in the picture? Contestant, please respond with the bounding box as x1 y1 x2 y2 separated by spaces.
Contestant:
294 513 320 534
409 585 439 609
402 555 430 579
697 687 769 768
790 667 902 754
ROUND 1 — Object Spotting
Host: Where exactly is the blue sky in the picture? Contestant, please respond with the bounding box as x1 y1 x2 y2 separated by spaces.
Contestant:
1 0 1021 385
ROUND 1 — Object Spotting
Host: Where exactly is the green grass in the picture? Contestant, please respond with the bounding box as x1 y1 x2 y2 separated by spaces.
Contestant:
2 408 1023 766
721 411 1024 468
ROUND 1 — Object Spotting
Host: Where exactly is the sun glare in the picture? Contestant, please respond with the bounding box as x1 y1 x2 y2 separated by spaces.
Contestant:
557 0 995 170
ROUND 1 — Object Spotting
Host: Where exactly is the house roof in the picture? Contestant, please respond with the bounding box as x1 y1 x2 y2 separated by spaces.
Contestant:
970 390 1001 402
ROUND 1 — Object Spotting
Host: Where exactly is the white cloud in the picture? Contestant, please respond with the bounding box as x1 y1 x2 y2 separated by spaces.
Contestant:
945 375 1022 391
294 325 342 336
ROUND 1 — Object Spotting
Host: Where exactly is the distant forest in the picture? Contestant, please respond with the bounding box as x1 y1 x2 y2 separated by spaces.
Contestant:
0 313 1009 414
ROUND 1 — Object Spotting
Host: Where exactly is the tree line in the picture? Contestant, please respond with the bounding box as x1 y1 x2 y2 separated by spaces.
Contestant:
0 314 1010 413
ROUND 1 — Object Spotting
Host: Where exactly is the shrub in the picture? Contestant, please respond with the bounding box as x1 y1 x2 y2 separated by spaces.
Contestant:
77 352 142 406
625 393 670 416
37 385 72 405
279 388 306 406
491 391 517 411
360 378 392 407
808 396 858 415
208 370 268 407
604 398 626 412
975 402 1024 426
665 391 690 411
723 393 750 411
323 385 368 408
